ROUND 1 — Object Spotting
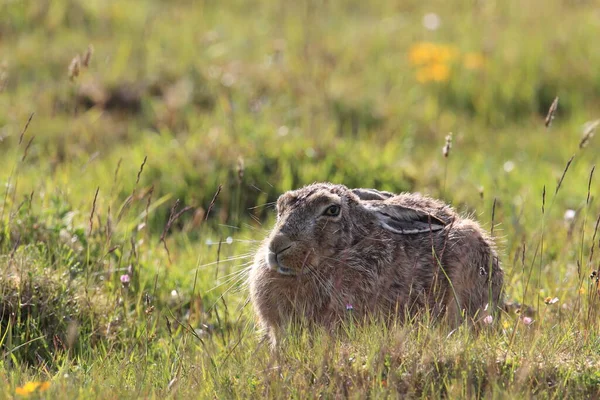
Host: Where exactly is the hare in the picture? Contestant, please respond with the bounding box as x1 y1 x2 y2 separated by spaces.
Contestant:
248 183 503 345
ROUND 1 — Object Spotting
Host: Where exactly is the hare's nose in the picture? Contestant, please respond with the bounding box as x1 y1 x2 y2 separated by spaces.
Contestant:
269 234 292 255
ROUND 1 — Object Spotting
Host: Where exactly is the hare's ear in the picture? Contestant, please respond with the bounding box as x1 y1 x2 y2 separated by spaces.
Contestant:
352 188 395 201
364 203 446 234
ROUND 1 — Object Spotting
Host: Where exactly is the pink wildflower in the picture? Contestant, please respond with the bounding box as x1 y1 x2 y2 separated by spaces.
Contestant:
522 316 533 325
120 274 130 288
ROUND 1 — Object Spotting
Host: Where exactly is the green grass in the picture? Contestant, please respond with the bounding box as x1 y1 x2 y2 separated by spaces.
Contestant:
1 0 600 398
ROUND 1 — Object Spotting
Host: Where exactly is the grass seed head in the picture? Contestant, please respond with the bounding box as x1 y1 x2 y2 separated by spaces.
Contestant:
237 156 245 183
82 44 94 67
442 132 453 158
579 119 599 149
68 55 81 81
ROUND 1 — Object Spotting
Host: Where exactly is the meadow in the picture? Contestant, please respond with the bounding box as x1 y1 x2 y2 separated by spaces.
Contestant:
1 0 600 398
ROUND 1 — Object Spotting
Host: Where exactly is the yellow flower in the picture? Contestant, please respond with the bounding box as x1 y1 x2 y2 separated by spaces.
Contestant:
409 42 456 83
429 63 450 81
409 42 458 66
463 52 486 70
15 381 51 396
416 63 450 83
408 42 439 65
431 46 458 64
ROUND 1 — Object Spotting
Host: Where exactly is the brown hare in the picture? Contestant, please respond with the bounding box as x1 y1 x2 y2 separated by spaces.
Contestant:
248 183 503 345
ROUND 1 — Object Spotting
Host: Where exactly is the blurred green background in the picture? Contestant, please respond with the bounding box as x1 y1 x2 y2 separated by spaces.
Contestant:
2 0 599 221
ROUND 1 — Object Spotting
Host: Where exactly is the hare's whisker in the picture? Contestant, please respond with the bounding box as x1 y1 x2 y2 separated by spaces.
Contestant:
208 264 253 292
193 253 254 270
216 263 254 280
247 201 276 210
207 272 253 312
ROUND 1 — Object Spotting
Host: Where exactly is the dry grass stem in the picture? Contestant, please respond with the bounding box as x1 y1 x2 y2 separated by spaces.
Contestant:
545 96 559 128
160 199 194 263
21 136 34 162
113 158 123 183
491 197 497 236
205 184 223 221
587 165 595 205
555 155 575 196
18 113 34 145
144 185 155 229
89 187 100 234
542 185 546 214
589 214 600 265
136 156 148 186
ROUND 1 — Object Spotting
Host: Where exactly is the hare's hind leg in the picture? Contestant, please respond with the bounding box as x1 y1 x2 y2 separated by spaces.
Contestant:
442 220 504 326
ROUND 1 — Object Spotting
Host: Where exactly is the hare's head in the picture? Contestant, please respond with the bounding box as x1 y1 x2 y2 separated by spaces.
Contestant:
265 183 446 276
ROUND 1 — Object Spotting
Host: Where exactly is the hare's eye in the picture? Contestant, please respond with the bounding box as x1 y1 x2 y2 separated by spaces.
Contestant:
323 204 341 217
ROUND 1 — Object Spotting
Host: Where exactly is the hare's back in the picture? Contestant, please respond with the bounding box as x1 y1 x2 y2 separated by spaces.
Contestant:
388 193 457 224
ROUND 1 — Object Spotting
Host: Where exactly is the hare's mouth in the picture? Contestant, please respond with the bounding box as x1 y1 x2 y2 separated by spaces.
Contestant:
276 266 296 276
266 250 308 276
274 265 310 277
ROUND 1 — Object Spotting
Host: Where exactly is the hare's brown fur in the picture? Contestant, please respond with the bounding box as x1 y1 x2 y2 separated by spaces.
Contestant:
248 183 503 344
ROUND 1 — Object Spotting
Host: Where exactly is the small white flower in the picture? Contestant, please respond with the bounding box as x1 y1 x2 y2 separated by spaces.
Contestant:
483 315 493 325
221 72 236 87
277 126 289 137
503 161 515 173
564 209 576 222
422 13 441 31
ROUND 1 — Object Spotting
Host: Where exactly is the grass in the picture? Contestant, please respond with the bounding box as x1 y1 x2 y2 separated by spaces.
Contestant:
1 0 600 397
